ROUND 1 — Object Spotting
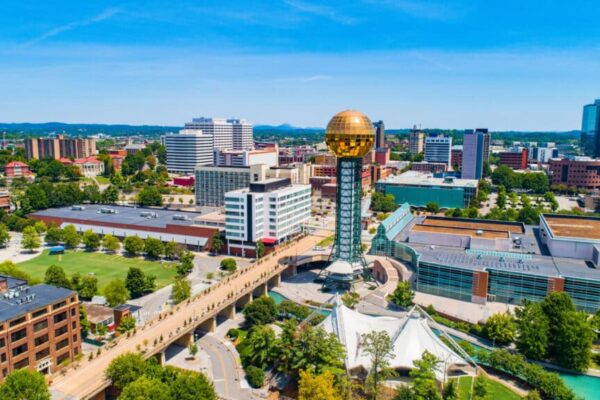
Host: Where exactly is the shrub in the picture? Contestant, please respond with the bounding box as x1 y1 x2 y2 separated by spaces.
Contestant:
245 365 264 388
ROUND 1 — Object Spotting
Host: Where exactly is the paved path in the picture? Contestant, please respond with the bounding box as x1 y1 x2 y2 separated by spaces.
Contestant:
50 232 323 399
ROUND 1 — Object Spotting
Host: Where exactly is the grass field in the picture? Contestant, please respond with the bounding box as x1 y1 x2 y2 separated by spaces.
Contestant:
95 176 110 185
18 250 177 292
455 376 522 400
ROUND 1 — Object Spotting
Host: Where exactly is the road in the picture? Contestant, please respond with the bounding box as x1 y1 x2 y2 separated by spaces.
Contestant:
50 232 324 399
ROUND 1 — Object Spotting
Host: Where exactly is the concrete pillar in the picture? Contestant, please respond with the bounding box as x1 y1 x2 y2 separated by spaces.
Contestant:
253 283 268 297
197 317 216 333
236 293 253 309
218 304 235 320
174 332 193 347
89 390 107 400
154 350 166 365
268 274 281 289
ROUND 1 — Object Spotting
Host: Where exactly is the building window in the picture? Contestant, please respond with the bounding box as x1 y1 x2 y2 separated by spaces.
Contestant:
0 353 6 363
70 308 76 317
53 312 67 324
9 316 26 327
53 301 67 310
13 358 29 370
34 319 48 332
0 338 5 348
12 343 28 357
36 348 50 361
55 339 69 351
35 334 49 347
55 325 69 338
32 308 48 319
10 328 27 342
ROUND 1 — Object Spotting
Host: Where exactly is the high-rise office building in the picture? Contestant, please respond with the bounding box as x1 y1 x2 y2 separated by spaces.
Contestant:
184 117 253 151
373 120 385 149
581 99 600 157
164 129 214 173
424 136 452 167
462 129 490 179
409 127 425 155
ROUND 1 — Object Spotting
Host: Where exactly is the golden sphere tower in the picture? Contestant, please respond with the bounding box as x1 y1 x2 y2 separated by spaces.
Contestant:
322 110 375 289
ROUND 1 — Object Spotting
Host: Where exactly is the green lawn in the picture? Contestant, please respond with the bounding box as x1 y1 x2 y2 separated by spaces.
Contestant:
18 250 177 292
316 235 335 247
455 376 522 400
95 176 110 184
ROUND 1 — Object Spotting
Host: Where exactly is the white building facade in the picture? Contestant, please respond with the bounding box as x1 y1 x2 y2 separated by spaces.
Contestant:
214 147 278 168
224 179 311 256
185 117 253 151
164 129 214 173
424 136 452 167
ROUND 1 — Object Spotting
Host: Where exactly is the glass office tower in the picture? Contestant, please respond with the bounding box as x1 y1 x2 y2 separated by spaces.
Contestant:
581 99 600 157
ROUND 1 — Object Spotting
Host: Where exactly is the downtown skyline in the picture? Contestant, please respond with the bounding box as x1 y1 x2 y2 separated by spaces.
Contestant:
1 1 600 130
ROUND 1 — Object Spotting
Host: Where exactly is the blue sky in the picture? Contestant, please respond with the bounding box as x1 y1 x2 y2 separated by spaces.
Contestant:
1 1 600 130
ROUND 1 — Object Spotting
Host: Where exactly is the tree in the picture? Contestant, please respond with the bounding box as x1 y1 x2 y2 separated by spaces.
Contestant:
45 226 62 245
410 351 442 400
256 239 266 259
341 291 360 309
298 370 342 400
496 185 507 209
552 310 594 371
0 261 32 282
79 304 90 337
425 202 440 214
473 376 488 400
119 376 170 400
515 301 549 359
169 371 217 400
137 186 163 206
61 224 81 248
117 316 136 334
21 226 41 252
124 235 144 256
176 251 195 277
106 352 147 390
525 390 542 400
245 365 265 389
163 240 178 259
171 277 191 304
442 379 460 400
101 185 119 204
517 205 540 225
287 326 345 376
484 312 516 345
220 258 237 272
541 292 576 357
0 223 10 248
104 279 130 307
362 331 395 400
126 267 151 298
389 281 414 308
371 191 397 212
44 264 71 289
245 325 279 368
102 234 120 253
243 296 278 326
188 343 198 358
78 275 98 299
210 232 223 254
144 237 164 259
82 229 100 251
0 369 51 400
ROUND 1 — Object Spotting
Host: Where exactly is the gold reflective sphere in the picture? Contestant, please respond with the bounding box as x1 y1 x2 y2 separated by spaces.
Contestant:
325 110 375 158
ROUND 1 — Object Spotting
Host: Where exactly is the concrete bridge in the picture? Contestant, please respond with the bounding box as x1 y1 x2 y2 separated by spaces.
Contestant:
50 233 324 400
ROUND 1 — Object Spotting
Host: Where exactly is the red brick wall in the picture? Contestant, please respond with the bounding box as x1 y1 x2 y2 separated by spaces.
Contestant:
547 277 565 293
472 271 489 298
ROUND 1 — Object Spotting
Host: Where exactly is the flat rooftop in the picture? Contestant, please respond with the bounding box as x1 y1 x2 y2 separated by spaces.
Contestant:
543 214 600 240
421 217 524 234
0 278 75 322
412 224 509 239
378 171 478 188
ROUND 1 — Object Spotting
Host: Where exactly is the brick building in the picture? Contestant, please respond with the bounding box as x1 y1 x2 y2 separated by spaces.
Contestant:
549 157 600 190
499 149 529 170
4 161 31 178
0 276 81 380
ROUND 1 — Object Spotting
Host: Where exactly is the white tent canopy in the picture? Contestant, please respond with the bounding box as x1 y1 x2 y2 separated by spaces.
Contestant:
320 302 469 379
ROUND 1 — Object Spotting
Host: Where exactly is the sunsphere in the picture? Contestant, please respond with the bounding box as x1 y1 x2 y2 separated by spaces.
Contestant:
325 109 375 158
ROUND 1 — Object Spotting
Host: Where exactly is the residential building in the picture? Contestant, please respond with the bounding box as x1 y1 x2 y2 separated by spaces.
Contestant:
0 276 81 380
409 127 425 155
376 171 478 209
184 117 253 151
164 129 214 174
375 148 390 166
4 161 31 178
278 146 316 165
499 148 528 170
0 192 11 212
224 178 311 256
424 136 452 167
25 136 96 160
124 143 146 155
451 145 463 170
531 147 559 163
373 120 385 149
73 157 104 178
581 99 600 157
549 157 600 190
461 129 490 179
215 146 278 168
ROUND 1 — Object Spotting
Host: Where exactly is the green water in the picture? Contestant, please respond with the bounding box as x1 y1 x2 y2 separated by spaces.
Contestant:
268 291 331 316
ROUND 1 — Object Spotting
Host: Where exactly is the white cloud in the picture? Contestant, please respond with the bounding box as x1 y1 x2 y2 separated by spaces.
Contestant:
283 0 358 25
